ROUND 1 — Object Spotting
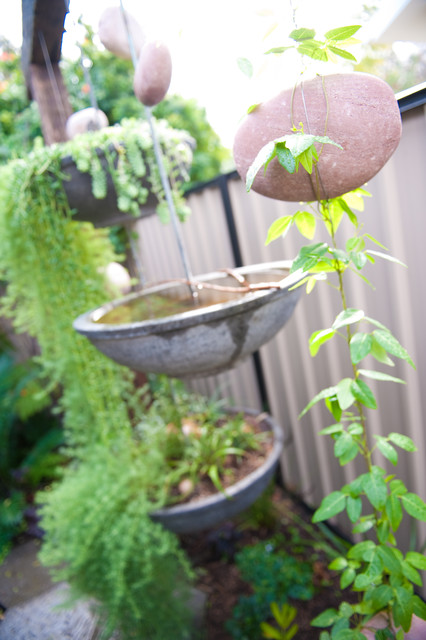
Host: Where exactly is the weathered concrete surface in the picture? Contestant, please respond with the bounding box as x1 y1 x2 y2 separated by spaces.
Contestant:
0 540 206 640
0 583 99 640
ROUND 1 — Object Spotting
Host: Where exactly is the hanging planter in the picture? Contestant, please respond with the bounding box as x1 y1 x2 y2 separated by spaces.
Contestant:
38 118 194 227
150 408 284 534
233 72 402 202
73 260 303 378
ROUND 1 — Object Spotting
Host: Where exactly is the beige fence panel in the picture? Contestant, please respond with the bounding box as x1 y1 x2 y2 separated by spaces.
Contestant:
135 103 426 555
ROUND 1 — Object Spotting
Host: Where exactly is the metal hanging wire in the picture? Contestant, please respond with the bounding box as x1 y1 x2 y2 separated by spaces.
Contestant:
63 2 147 286
37 30 69 132
119 0 198 300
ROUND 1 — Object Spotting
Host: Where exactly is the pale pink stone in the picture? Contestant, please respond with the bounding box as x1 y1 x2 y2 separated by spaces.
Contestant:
133 41 172 107
363 613 426 639
233 73 402 202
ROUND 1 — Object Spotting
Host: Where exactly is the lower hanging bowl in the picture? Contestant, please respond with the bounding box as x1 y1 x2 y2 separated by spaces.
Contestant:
150 409 284 534
73 260 303 378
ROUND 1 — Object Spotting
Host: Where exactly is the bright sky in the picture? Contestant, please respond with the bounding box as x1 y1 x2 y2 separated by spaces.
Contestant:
1 0 385 147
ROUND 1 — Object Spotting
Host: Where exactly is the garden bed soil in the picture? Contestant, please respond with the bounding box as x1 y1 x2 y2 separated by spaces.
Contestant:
179 486 357 640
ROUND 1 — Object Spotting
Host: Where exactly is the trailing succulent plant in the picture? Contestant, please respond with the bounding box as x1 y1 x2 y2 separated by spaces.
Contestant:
0 115 196 638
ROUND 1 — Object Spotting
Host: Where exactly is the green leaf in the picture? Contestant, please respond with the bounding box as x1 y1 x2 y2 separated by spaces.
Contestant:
311 608 339 627
333 308 365 330
260 622 284 639
247 103 260 114
275 143 297 173
297 41 328 61
375 437 398 466
405 551 426 570
401 560 422 587
289 28 316 42
299 385 337 418
393 585 413 631
352 519 375 534
294 210 316 239
340 567 356 589
385 495 403 531
309 328 336 356
364 584 393 612
350 251 367 270
378 545 402 575
351 379 377 409
366 250 407 268
329 557 348 571
401 493 426 521
350 333 373 364
377 520 391 544
413 594 426 620
389 479 408 496
265 216 293 245
373 330 415 368
358 370 405 384
347 540 376 562
319 423 344 436
246 141 276 191
325 397 342 422
237 57 253 78
337 378 355 411
388 433 417 452
364 233 388 250
324 25 361 40
327 46 357 62
335 432 356 458
346 496 362 523
312 491 347 523
370 338 395 367
362 468 387 509
265 46 294 55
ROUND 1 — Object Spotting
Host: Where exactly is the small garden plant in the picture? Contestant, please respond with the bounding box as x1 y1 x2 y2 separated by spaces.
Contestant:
226 537 314 640
136 376 270 500
245 24 426 640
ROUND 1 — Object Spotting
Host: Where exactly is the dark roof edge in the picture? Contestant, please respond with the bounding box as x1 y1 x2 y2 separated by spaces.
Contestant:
397 82 426 113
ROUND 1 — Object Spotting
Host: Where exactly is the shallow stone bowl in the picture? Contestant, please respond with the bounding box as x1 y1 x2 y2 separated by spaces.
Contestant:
73 261 303 378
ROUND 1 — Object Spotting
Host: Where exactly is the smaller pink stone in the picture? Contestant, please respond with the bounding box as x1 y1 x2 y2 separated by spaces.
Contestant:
133 41 172 107
233 72 402 202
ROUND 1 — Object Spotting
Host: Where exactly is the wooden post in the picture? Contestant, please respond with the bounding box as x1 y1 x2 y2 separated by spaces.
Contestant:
21 0 72 144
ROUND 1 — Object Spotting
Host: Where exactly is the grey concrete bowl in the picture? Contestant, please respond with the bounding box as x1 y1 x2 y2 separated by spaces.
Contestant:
150 408 284 533
73 260 303 378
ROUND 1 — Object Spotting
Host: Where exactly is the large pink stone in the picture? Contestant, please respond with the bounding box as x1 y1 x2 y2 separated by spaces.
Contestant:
233 73 402 202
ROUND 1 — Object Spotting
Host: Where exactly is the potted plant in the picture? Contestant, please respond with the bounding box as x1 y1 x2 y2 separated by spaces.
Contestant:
31 116 192 228
234 25 426 639
133 377 285 532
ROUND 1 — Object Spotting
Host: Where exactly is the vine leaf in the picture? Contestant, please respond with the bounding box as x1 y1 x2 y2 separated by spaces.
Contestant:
312 491 346 522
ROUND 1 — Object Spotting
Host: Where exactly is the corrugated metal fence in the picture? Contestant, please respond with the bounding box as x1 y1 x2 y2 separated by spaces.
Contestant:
135 99 426 553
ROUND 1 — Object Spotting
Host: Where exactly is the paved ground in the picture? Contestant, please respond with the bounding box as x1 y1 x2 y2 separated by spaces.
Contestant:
0 541 101 640
0 540 205 640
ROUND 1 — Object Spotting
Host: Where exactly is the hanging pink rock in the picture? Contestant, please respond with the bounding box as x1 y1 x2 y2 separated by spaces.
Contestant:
98 7 145 60
133 40 172 107
233 73 402 202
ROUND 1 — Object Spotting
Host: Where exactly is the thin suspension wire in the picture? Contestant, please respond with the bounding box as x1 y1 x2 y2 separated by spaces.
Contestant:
38 30 68 129
119 0 198 300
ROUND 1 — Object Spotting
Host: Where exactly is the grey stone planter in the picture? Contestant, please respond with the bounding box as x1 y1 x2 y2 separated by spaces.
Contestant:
150 408 284 533
73 260 303 378
61 151 158 227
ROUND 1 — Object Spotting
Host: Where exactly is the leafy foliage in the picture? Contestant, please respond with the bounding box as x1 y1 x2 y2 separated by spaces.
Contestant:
245 25 426 636
136 377 267 498
266 25 361 63
226 539 313 640
38 444 194 640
